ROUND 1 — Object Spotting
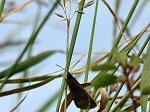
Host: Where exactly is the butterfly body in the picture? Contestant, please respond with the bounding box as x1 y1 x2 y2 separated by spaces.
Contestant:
66 72 96 109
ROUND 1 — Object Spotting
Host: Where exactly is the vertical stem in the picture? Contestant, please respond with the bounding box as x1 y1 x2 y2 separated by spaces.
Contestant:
83 1 99 112
56 1 85 112
84 0 99 83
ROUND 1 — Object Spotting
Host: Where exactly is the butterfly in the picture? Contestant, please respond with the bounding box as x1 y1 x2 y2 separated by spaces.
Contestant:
66 71 97 109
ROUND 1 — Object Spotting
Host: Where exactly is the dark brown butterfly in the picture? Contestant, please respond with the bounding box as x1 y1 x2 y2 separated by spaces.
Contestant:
66 71 97 109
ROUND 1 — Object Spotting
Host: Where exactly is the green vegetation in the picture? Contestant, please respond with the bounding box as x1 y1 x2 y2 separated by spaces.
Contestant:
0 0 150 112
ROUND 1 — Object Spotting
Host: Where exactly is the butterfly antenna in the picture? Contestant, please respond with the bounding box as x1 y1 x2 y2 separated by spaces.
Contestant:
70 60 80 71
55 64 69 73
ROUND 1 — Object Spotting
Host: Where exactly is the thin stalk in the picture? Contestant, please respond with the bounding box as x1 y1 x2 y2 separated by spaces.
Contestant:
106 83 124 112
84 0 99 83
64 11 71 112
56 1 85 112
138 34 150 56
113 0 121 41
82 1 99 112
109 0 139 61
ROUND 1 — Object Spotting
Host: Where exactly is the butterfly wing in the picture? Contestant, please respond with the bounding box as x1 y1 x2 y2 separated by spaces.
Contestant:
67 72 96 109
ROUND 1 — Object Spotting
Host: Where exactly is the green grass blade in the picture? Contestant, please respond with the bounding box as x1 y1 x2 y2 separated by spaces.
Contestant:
84 0 99 83
121 23 150 54
140 41 150 112
91 62 116 71
0 51 56 79
0 74 62 84
91 73 117 89
0 75 61 97
110 0 139 60
0 0 6 18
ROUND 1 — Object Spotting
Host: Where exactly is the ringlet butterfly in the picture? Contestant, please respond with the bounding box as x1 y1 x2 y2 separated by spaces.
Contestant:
56 64 96 109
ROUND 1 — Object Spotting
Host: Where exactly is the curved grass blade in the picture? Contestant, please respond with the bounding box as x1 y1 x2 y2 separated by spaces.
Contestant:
0 75 61 97
0 50 56 79
0 74 62 84
102 0 121 30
